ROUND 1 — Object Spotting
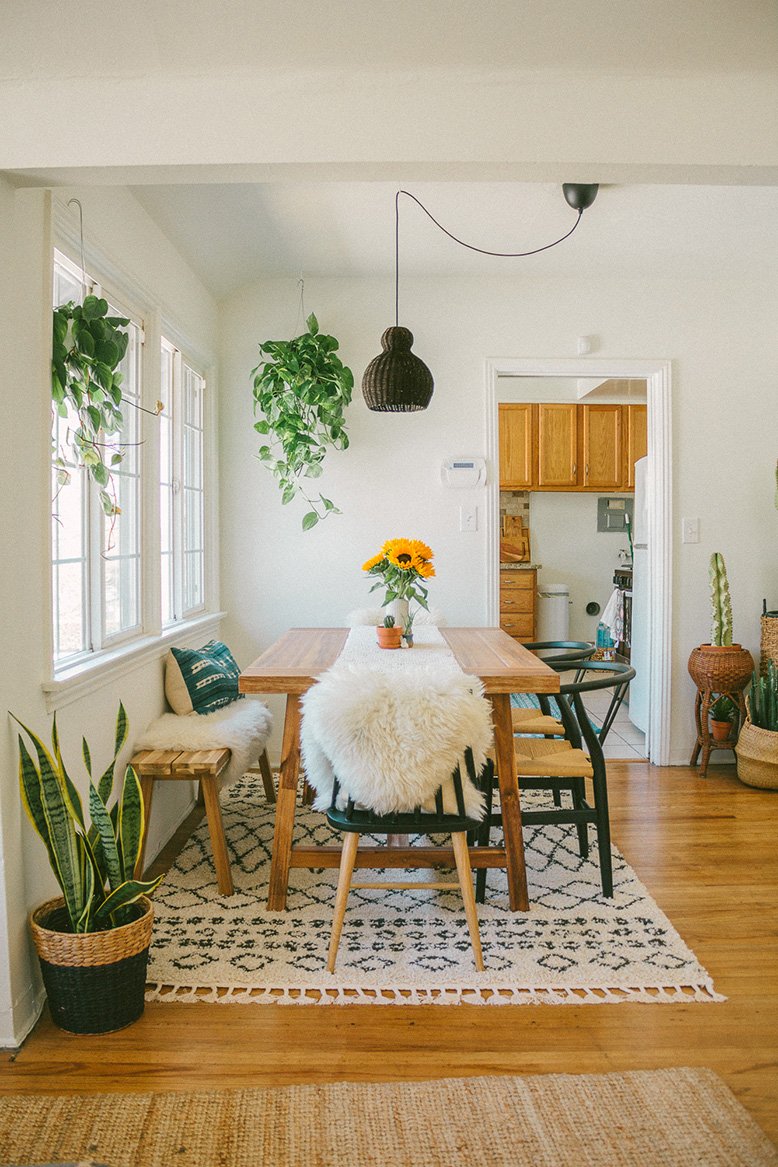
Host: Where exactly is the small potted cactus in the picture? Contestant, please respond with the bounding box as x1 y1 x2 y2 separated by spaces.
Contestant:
376 614 403 649
688 553 754 693
736 662 778 788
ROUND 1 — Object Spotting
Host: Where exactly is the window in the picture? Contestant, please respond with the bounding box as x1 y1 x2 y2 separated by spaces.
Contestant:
160 338 207 626
52 250 144 665
50 248 213 680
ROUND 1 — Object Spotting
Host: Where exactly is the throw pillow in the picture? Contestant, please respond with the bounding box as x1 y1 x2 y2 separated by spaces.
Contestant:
165 640 245 716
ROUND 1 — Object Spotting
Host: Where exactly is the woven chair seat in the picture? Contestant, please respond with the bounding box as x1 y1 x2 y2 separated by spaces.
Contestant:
511 708 566 736
515 738 593 779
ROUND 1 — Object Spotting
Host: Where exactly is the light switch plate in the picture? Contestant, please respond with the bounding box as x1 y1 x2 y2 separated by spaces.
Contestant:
682 517 700 544
459 504 478 532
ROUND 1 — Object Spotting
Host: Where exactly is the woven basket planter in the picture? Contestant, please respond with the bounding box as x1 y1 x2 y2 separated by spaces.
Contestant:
687 644 754 693
736 719 778 789
761 614 778 675
30 896 153 1034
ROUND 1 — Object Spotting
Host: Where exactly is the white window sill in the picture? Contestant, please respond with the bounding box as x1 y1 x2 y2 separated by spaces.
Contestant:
42 611 227 712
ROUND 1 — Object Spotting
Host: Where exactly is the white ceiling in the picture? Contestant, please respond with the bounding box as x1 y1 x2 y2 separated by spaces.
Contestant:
129 181 778 300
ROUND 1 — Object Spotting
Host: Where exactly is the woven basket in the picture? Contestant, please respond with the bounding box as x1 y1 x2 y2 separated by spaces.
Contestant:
687 644 754 692
30 896 153 1034
760 614 778 675
736 718 778 789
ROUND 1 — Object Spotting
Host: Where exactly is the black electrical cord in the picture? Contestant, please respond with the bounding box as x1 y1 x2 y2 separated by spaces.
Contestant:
394 189 584 327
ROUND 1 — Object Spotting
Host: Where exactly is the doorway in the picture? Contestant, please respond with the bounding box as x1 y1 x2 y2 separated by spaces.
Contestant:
484 358 672 765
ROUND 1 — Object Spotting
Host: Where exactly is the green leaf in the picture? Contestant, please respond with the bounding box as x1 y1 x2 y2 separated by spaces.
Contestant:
96 339 119 368
81 295 102 321
302 511 319 531
93 877 162 927
98 490 115 516
82 737 92 777
116 766 144 879
114 702 128 758
92 461 109 486
88 782 123 891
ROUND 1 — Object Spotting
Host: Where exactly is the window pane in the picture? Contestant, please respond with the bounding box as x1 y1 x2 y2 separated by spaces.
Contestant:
161 551 174 628
53 561 87 660
184 550 203 613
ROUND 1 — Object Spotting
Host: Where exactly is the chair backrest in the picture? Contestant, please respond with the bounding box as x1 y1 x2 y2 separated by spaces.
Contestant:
525 640 596 668
553 661 637 750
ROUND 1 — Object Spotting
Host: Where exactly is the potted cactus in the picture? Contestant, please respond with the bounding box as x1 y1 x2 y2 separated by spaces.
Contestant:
737 662 778 788
376 614 403 649
688 553 754 694
709 695 737 742
14 704 162 1033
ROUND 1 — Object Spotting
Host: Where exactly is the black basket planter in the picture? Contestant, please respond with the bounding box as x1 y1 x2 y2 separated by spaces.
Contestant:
30 897 153 1035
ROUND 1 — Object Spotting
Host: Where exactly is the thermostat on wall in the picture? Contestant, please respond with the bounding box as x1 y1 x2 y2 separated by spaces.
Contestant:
441 456 486 488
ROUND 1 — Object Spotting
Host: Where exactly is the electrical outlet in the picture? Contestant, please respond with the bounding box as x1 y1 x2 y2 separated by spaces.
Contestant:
682 517 700 544
459 504 478 533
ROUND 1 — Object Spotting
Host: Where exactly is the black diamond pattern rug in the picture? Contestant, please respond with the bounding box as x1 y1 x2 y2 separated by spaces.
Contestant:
146 777 723 1005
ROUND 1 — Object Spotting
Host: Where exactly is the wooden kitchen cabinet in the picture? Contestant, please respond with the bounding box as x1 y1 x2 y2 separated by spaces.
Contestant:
498 404 535 489
624 404 648 489
582 403 624 489
499 569 536 642
536 404 578 488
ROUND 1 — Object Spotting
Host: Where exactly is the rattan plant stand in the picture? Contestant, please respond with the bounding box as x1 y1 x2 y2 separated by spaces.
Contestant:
688 644 754 778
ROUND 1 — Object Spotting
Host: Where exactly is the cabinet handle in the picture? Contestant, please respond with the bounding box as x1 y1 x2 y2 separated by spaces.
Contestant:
572 462 577 476
585 463 589 477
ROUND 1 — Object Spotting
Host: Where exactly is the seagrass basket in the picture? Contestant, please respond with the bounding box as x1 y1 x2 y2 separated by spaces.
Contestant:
735 717 778 790
30 896 153 1034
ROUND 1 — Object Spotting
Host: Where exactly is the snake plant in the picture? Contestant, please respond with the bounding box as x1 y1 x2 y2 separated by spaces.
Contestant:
14 703 161 933
709 552 733 646
749 661 778 731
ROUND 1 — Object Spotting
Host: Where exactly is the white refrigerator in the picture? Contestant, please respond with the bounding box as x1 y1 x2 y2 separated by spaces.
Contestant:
629 456 649 733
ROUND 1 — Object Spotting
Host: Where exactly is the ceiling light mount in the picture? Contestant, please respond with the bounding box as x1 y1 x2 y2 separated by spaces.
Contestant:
362 184 600 413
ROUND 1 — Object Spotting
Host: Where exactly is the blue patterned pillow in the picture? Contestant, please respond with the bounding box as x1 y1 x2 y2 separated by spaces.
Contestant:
165 640 245 715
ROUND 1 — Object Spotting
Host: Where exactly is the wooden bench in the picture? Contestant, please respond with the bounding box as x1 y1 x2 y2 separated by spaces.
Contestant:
131 746 275 896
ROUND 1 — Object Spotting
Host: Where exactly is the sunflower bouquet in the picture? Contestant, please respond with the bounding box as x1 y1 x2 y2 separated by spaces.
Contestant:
362 538 435 611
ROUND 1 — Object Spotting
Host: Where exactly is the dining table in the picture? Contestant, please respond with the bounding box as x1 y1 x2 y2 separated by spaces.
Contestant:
239 626 560 913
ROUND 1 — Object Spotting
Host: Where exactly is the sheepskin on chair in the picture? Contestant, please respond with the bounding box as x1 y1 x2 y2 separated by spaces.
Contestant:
300 665 492 818
135 699 273 789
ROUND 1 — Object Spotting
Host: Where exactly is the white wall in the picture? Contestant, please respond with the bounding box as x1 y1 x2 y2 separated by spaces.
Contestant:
0 181 218 1045
219 270 778 769
530 493 633 643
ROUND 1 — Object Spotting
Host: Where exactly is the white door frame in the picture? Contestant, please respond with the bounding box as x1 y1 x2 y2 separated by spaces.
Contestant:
484 357 672 766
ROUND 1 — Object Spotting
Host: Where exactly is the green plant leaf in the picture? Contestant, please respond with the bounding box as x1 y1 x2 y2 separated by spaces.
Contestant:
93 877 162 927
302 511 319 531
116 766 144 879
88 781 123 892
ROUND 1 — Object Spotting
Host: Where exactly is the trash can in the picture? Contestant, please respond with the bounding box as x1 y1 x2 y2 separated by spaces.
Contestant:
537 583 570 642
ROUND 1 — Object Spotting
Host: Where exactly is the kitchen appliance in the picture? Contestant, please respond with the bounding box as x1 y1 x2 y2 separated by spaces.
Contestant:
629 456 649 733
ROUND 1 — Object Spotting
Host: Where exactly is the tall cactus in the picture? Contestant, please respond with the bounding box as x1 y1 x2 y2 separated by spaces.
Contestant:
749 661 778 731
709 552 733 646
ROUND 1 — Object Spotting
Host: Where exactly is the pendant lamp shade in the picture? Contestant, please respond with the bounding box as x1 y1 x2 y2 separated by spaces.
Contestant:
362 326 434 413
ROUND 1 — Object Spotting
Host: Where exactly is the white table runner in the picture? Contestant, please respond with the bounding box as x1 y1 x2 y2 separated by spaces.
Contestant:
335 625 464 677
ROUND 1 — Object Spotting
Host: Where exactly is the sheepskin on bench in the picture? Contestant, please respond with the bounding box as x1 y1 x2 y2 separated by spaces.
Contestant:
299 664 492 818
135 699 272 789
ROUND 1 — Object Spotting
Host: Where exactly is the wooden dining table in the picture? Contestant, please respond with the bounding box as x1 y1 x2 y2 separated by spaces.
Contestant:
239 627 560 913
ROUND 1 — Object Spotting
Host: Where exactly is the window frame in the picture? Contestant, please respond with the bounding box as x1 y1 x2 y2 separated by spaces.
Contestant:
45 215 220 711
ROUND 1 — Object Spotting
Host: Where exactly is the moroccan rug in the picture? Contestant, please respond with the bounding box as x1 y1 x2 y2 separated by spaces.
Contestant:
145 776 721 1005
1 1069 774 1166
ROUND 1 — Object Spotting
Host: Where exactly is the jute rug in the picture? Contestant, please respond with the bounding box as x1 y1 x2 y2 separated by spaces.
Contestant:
146 776 723 1005
1 1069 774 1166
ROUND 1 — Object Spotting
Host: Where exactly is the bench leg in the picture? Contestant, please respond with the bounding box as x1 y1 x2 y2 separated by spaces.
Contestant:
134 776 156 880
200 775 234 896
257 749 276 804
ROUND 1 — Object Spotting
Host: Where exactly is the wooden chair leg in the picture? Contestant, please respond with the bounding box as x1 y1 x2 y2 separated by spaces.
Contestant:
257 749 276 804
327 832 360 974
451 832 484 972
134 776 155 880
200 774 235 896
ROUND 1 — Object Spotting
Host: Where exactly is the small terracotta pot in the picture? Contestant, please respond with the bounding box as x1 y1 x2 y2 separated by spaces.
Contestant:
710 719 733 742
376 626 403 649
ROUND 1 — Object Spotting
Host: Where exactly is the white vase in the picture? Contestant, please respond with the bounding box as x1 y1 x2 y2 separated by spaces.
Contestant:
390 597 410 630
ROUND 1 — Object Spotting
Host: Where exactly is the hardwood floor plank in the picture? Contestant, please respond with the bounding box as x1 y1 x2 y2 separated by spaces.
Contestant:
2 761 777 1147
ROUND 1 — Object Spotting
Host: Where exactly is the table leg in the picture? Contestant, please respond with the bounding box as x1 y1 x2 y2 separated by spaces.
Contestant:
267 694 302 911
490 692 530 912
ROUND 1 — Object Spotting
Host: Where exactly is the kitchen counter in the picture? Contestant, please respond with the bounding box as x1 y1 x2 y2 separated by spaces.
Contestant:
499 562 542 570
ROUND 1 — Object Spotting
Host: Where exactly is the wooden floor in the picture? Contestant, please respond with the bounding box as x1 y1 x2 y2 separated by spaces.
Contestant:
2 762 777 1145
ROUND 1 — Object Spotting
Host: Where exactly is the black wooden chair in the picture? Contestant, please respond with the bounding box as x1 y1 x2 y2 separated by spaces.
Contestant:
476 662 636 903
326 749 486 972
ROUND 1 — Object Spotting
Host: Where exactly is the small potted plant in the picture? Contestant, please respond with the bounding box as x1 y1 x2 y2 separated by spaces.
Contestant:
14 704 162 1033
708 695 736 741
736 661 778 789
688 553 754 693
376 614 403 649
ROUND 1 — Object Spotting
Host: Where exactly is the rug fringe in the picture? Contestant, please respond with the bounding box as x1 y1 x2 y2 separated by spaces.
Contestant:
145 981 726 1006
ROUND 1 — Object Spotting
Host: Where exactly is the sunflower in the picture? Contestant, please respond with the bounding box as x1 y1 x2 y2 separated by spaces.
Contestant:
362 552 385 573
384 538 416 570
409 539 434 562
415 558 436 579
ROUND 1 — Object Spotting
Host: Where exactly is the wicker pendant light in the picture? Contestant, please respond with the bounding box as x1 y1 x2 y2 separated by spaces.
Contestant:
361 185 599 414
362 326 434 413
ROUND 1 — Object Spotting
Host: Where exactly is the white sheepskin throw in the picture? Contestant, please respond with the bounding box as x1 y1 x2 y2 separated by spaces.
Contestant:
347 607 447 627
135 699 273 789
300 665 492 819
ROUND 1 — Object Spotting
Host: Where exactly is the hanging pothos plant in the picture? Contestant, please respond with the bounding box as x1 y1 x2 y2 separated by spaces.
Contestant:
251 313 353 530
51 294 130 519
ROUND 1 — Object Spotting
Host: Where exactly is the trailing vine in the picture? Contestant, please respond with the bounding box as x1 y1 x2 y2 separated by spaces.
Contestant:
51 294 130 519
251 312 353 530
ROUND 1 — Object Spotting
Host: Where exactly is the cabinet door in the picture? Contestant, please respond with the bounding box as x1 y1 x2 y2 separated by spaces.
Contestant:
498 404 535 489
536 404 578 488
624 404 648 489
582 404 623 489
